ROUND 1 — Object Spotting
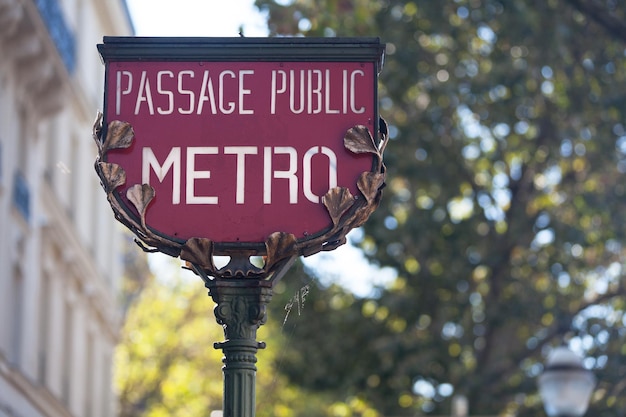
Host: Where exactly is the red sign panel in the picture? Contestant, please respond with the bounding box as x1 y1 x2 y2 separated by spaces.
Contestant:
99 38 383 246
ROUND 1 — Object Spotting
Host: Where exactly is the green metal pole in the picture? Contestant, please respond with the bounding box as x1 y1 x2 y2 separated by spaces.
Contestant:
206 279 273 417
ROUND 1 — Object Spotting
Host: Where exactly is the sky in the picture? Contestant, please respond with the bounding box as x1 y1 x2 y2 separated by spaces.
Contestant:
126 0 269 37
125 0 396 296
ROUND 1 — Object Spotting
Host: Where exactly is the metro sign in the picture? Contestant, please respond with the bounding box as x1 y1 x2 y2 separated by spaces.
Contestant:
95 37 386 276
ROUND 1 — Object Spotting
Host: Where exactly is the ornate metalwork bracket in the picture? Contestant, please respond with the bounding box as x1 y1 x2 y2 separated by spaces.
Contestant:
93 112 388 282
206 279 273 417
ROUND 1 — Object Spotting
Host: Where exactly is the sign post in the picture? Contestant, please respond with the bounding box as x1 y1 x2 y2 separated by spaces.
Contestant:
95 37 386 417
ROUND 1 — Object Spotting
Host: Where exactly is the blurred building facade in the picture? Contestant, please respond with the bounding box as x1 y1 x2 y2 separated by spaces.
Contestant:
0 0 133 416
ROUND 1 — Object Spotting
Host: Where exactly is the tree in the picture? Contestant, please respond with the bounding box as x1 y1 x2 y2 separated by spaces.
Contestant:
255 0 626 415
115 265 225 417
115 256 359 417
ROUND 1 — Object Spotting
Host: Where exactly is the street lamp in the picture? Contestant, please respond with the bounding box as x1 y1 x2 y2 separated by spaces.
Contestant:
538 346 596 417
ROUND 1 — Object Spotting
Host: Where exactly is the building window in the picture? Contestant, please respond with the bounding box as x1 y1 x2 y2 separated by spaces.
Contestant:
12 171 30 222
13 108 30 222
33 0 76 74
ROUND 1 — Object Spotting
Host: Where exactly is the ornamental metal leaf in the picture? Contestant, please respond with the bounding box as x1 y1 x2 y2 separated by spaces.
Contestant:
126 183 155 221
322 187 355 226
102 120 134 155
378 117 390 156
264 232 297 273
96 162 126 193
357 171 385 204
344 125 377 155
92 112 104 153
180 237 215 271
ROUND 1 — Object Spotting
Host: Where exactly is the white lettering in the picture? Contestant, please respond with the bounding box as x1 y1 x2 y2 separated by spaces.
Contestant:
342 70 348 114
270 68 366 115
219 70 236 114
117 67 366 116
156 70 174 115
224 146 258 204
135 71 154 115
271 70 287 114
197 70 217 115
308 69 323 114
239 70 254 115
116 71 132 115
186 147 218 204
351 69 365 113
177 70 195 114
290 70 305 114
324 69 339 114
303 146 337 203
264 146 298 204
141 145 344 206
142 147 181 204
263 147 272 203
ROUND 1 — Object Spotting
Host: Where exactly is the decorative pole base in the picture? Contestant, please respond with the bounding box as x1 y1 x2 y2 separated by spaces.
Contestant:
206 279 273 417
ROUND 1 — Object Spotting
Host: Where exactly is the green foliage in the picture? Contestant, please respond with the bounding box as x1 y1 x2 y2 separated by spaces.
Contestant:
255 0 626 416
115 258 374 417
115 267 224 417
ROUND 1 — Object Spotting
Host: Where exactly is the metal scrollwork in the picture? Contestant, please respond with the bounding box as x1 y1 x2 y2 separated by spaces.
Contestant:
213 288 268 341
93 112 387 281
208 279 273 353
